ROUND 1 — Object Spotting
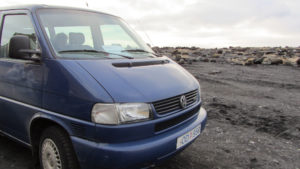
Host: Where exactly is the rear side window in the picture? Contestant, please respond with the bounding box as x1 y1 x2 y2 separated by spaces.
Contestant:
0 15 38 58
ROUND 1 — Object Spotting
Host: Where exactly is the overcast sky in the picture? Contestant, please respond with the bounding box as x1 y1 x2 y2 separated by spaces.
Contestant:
1 0 300 48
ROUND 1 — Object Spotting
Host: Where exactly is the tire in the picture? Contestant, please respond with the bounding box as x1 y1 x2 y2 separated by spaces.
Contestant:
39 126 80 169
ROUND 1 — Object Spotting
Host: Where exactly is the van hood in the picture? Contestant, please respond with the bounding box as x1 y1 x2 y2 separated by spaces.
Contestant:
76 57 199 103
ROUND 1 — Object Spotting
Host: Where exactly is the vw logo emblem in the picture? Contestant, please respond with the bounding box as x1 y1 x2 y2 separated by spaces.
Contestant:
180 95 187 108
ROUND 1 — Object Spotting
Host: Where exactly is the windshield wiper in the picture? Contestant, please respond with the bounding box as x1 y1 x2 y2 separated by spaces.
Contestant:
58 49 134 59
122 49 150 52
59 49 107 54
122 49 158 57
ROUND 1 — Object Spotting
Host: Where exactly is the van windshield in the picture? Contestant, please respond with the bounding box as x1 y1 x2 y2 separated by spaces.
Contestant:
38 9 155 59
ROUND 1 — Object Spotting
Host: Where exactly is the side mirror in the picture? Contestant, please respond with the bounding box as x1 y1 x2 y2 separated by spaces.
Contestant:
9 35 41 62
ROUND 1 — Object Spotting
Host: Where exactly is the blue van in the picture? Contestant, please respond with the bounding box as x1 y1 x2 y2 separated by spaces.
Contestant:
0 5 207 169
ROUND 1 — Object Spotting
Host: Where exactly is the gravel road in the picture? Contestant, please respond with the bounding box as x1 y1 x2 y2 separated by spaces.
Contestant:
1 62 300 169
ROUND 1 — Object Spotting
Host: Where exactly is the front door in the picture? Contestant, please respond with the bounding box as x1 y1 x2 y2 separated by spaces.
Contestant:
0 11 43 142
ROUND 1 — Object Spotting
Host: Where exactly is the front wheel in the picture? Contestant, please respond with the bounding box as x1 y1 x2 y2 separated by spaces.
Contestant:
39 126 80 169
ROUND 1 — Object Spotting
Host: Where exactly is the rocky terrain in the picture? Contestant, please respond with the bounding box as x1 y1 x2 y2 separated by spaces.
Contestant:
0 48 300 169
153 46 300 66
156 61 300 169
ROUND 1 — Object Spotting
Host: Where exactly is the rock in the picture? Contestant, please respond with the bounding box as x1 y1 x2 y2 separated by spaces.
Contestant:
262 56 283 65
217 50 223 54
200 58 209 62
286 50 294 57
177 49 191 54
171 50 180 55
208 70 222 75
262 58 272 65
282 57 300 66
178 59 185 64
254 57 265 64
174 55 181 61
271 58 283 65
152 46 300 67
181 54 190 59
244 58 255 65
210 59 217 63
230 58 244 65
211 54 221 58
295 53 300 57
272 159 279 164
192 51 202 56
250 158 258 163
190 46 197 50
256 52 264 57
278 51 285 56
265 50 276 55
192 56 201 62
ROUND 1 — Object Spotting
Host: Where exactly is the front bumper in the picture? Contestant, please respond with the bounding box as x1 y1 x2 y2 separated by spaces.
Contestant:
71 107 207 169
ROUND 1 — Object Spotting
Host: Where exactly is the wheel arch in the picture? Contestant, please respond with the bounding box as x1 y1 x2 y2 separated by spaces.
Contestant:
28 113 73 167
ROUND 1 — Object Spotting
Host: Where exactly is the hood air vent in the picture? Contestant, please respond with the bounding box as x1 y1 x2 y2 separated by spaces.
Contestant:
112 59 170 68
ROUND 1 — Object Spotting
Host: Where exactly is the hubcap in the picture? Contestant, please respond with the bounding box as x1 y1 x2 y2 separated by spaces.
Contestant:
41 139 62 169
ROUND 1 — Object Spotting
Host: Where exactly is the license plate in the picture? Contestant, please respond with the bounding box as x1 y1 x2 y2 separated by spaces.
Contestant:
176 125 201 149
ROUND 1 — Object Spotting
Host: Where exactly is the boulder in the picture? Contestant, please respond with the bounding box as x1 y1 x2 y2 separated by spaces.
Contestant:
244 58 255 65
200 58 209 62
265 51 276 55
271 58 283 65
253 57 265 64
153 46 300 67
181 54 191 59
255 52 264 57
174 55 181 61
178 59 185 64
211 53 221 58
230 58 244 65
209 59 217 63
192 51 202 56
282 57 300 66
171 50 180 55
217 50 223 54
262 57 283 65
192 56 201 62
178 49 191 54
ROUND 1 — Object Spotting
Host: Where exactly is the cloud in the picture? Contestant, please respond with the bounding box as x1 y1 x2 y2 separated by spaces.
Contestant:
129 0 300 47
1 0 300 47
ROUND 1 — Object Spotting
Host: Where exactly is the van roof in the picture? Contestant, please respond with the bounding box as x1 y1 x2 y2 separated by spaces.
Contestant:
0 4 111 16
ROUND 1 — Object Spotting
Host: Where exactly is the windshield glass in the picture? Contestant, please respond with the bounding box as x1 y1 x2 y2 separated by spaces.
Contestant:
38 9 155 59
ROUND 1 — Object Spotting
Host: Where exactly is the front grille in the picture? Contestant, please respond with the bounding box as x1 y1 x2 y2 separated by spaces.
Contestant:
153 89 198 114
155 105 200 132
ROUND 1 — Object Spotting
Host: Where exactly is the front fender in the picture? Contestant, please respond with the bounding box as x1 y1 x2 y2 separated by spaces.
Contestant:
28 108 96 143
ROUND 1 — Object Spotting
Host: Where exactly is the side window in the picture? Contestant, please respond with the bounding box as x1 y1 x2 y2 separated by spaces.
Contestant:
0 14 38 58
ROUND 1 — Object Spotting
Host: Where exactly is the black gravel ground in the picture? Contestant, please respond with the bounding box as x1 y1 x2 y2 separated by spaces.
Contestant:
157 62 300 169
1 62 300 169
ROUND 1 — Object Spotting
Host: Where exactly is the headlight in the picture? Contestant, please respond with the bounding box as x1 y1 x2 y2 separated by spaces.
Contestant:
91 103 151 125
